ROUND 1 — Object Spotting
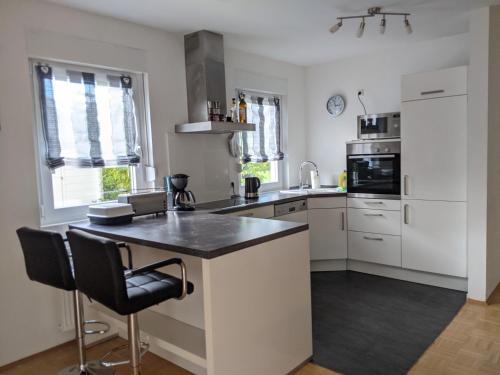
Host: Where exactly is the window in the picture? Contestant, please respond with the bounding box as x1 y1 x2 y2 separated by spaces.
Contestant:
233 90 284 190
31 59 152 225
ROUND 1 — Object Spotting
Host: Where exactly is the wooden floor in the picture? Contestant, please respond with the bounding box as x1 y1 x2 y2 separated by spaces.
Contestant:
3 286 500 375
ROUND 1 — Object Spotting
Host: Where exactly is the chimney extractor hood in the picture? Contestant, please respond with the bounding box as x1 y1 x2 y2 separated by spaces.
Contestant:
175 30 255 134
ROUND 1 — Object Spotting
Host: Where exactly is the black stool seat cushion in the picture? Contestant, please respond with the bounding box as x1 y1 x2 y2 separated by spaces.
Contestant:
67 229 194 316
124 271 194 315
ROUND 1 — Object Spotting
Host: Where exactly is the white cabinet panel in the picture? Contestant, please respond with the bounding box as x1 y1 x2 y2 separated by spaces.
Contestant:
401 95 467 202
272 210 308 223
309 208 347 260
401 66 467 102
348 208 401 236
308 197 346 209
348 231 402 267
225 205 274 219
348 198 401 211
402 200 467 277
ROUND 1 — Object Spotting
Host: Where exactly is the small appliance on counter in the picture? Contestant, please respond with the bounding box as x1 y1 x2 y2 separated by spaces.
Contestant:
244 177 261 199
165 174 196 211
117 191 167 216
87 203 134 225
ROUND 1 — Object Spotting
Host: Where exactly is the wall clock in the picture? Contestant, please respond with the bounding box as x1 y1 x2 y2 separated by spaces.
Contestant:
326 95 345 118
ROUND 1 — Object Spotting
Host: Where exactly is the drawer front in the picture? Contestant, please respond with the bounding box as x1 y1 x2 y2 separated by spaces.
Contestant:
402 66 467 102
308 196 346 209
348 198 401 211
348 231 401 267
271 210 308 223
225 205 274 219
348 208 401 235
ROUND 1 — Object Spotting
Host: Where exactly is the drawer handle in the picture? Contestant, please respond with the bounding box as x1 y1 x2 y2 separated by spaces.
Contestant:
363 236 384 241
421 89 445 95
365 201 384 205
364 213 384 217
404 204 409 224
240 213 254 217
403 175 409 196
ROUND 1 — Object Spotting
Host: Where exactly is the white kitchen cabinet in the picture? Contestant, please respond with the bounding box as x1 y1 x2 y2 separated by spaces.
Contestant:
271 210 308 223
347 198 400 211
401 94 467 202
347 208 401 236
348 231 402 267
402 200 467 278
308 208 347 260
225 205 274 219
401 66 467 102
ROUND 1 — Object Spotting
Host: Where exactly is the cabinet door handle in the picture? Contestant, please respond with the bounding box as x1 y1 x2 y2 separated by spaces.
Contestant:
341 211 345 231
404 204 409 224
403 175 409 196
363 236 384 241
364 213 384 217
421 89 445 96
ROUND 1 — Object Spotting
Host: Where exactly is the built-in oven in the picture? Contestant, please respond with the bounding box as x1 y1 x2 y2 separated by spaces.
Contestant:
357 112 400 140
346 139 401 200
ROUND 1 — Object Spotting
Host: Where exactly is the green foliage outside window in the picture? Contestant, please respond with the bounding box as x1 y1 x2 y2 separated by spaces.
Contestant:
101 167 131 201
240 162 272 185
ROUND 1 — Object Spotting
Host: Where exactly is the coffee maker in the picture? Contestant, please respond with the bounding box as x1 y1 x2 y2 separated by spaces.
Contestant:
164 174 196 211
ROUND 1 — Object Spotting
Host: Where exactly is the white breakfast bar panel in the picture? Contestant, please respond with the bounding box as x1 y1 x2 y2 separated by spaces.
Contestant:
202 231 312 375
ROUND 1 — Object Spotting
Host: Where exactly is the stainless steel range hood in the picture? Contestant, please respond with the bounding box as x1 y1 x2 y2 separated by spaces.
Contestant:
175 30 255 134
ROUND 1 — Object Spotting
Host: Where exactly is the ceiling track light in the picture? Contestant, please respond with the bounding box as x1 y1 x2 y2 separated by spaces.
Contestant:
329 6 412 38
404 16 413 34
357 18 366 38
380 15 386 35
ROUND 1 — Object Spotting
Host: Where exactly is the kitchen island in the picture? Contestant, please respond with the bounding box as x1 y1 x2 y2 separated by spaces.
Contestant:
70 212 312 375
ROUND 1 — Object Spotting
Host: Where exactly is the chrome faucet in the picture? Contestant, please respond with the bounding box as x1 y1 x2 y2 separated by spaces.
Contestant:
299 161 319 190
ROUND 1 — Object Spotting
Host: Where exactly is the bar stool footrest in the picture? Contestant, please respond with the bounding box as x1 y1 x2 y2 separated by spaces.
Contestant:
84 320 110 335
100 342 149 368
56 360 115 375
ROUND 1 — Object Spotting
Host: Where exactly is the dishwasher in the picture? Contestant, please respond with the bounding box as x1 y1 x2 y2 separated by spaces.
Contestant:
273 199 308 223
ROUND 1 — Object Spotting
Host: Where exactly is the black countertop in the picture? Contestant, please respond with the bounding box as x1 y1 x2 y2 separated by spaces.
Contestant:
197 190 347 214
69 190 346 260
70 212 308 259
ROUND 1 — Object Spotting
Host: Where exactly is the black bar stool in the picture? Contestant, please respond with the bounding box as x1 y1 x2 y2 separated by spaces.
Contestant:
67 229 194 375
16 227 114 375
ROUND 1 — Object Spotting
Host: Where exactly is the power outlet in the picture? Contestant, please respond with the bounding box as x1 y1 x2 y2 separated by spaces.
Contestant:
357 89 365 96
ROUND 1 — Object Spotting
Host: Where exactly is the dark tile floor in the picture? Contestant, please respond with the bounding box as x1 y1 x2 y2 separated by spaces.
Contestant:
311 271 466 375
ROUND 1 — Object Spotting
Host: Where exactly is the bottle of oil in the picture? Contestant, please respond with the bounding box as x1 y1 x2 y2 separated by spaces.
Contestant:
238 93 247 124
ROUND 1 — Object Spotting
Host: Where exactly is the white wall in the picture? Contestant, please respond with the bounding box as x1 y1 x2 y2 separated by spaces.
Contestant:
304 33 470 185
486 6 500 298
468 8 490 301
0 0 305 366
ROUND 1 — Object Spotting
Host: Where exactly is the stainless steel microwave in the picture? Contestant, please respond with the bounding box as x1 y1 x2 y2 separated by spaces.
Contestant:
357 112 400 140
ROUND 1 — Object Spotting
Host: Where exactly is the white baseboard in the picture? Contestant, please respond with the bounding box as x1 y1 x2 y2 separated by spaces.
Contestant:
347 260 468 291
310 259 347 272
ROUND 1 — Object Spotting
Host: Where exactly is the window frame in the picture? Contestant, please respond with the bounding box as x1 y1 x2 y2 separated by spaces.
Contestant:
236 89 285 193
30 59 153 226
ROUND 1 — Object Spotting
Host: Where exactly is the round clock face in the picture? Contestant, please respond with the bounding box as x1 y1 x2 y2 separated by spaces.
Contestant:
327 95 345 117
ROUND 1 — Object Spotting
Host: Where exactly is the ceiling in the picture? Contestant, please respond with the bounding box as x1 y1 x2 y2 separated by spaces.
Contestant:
45 0 500 66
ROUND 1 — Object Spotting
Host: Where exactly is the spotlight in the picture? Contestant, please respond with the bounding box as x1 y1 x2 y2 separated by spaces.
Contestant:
404 16 413 34
380 16 386 34
330 20 343 34
357 18 366 38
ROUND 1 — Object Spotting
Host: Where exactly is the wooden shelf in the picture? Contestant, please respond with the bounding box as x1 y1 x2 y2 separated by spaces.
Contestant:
175 121 255 134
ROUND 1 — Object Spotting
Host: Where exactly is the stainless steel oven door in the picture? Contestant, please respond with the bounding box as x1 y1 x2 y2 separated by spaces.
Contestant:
347 154 401 199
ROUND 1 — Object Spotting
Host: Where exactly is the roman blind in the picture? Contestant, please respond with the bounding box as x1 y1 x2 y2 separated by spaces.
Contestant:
234 91 284 163
35 63 141 170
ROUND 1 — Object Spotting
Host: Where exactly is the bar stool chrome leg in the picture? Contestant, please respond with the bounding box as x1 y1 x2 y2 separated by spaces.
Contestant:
128 313 141 375
57 291 114 375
